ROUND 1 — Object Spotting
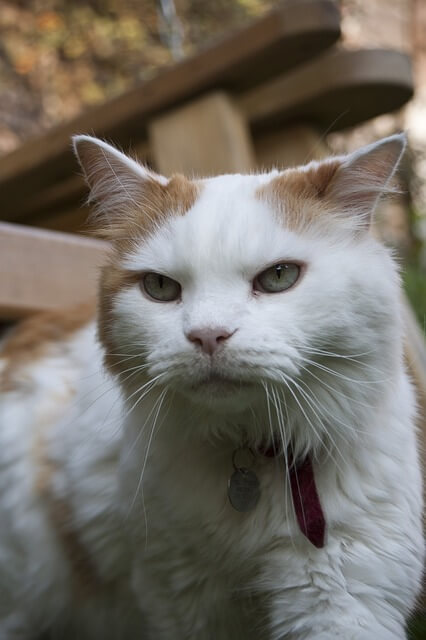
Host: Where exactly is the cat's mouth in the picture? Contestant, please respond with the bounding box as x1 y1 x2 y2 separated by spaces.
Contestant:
180 371 262 413
190 372 255 393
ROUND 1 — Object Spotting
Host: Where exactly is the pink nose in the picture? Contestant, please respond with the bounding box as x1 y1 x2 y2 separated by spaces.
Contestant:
187 328 235 356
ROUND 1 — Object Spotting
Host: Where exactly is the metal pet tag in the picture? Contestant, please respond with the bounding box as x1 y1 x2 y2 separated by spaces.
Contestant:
228 468 260 512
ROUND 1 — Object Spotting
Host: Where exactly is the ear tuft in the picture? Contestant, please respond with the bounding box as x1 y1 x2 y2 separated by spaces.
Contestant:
72 135 167 237
324 133 406 228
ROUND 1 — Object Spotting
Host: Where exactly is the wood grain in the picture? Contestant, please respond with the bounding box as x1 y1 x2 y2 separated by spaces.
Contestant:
0 223 109 318
239 48 413 133
2 47 414 229
0 0 340 216
149 92 255 176
255 124 328 169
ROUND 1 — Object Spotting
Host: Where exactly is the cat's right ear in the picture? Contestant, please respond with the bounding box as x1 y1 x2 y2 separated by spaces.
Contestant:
72 135 168 237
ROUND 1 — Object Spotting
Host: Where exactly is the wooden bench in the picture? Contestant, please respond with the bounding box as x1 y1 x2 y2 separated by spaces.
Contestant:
0 222 108 318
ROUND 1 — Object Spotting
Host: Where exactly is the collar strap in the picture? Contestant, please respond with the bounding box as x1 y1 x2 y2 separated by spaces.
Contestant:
261 446 325 548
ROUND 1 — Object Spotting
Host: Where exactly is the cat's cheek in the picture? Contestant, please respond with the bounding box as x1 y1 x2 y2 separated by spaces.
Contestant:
107 285 184 354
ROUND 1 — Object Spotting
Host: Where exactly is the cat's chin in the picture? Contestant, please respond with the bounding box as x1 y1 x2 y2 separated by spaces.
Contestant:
180 374 260 413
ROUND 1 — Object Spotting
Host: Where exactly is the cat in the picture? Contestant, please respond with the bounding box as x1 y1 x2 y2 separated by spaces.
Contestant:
0 133 423 640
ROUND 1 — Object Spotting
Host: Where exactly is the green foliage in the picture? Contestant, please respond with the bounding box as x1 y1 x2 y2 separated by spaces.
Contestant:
403 264 426 332
407 612 426 640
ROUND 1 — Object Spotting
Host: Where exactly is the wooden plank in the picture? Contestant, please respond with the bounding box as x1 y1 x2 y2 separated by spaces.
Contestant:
1 142 150 226
255 124 328 169
149 92 255 176
0 0 339 218
2 48 414 228
239 48 413 133
29 206 91 234
8 175 87 223
0 223 109 318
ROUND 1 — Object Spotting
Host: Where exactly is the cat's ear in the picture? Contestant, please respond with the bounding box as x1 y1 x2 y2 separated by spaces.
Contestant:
72 135 168 235
323 134 406 228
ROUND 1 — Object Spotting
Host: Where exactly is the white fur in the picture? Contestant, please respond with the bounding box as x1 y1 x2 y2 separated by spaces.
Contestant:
0 138 423 639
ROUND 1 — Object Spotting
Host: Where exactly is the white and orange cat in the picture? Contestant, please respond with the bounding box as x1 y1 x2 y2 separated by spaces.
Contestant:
0 134 423 639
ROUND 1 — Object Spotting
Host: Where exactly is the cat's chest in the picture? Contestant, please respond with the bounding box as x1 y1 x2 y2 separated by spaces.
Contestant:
123 433 298 566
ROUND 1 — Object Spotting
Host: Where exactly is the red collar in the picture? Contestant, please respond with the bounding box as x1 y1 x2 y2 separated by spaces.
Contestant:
261 446 326 548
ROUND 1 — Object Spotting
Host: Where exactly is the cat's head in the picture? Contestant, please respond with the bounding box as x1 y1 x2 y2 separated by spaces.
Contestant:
73 134 405 435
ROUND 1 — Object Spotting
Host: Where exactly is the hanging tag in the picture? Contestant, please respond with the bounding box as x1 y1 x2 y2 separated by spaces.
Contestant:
228 447 260 512
228 468 260 512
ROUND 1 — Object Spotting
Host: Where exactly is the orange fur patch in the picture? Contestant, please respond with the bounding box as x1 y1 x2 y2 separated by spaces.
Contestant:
116 174 200 250
257 160 341 231
97 177 201 375
0 303 95 391
95 173 200 249
34 429 104 595
76 135 200 245
97 263 141 375
0 301 102 592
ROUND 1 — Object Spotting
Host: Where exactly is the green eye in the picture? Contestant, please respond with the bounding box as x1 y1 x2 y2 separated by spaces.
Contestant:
142 272 181 302
254 263 301 293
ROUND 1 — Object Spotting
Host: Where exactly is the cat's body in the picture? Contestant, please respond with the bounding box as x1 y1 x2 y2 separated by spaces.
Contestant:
0 135 423 639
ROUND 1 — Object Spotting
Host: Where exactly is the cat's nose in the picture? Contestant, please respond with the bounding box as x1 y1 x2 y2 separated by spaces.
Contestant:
186 328 235 356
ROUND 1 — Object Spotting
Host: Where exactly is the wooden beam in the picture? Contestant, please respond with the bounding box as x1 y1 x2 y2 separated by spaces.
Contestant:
0 223 109 318
149 92 255 176
1 49 414 228
29 207 91 234
1 141 151 227
0 0 340 216
239 48 413 133
255 124 328 169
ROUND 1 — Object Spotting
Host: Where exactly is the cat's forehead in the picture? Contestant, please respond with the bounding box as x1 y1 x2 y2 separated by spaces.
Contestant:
179 173 279 248
201 171 279 189
121 171 313 273
193 171 279 220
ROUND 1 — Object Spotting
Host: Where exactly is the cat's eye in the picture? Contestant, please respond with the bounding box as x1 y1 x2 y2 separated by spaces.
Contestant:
254 263 301 294
141 272 181 302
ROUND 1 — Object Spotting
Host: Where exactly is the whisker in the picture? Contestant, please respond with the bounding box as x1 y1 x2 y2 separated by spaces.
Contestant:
296 376 369 438
289 376 351 446
127 387 169 536
297 363 375 411
269 384 297 550
97 365 157 431
266 384 297 546
117 363 151 383
298 345 378 360
284 375 350 473
276 372 327 463
299 347 386 375
121 373 167 422
297 355 390 386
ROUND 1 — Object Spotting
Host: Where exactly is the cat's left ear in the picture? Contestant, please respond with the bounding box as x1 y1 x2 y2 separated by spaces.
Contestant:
324 133 406 228
72 135 168 235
